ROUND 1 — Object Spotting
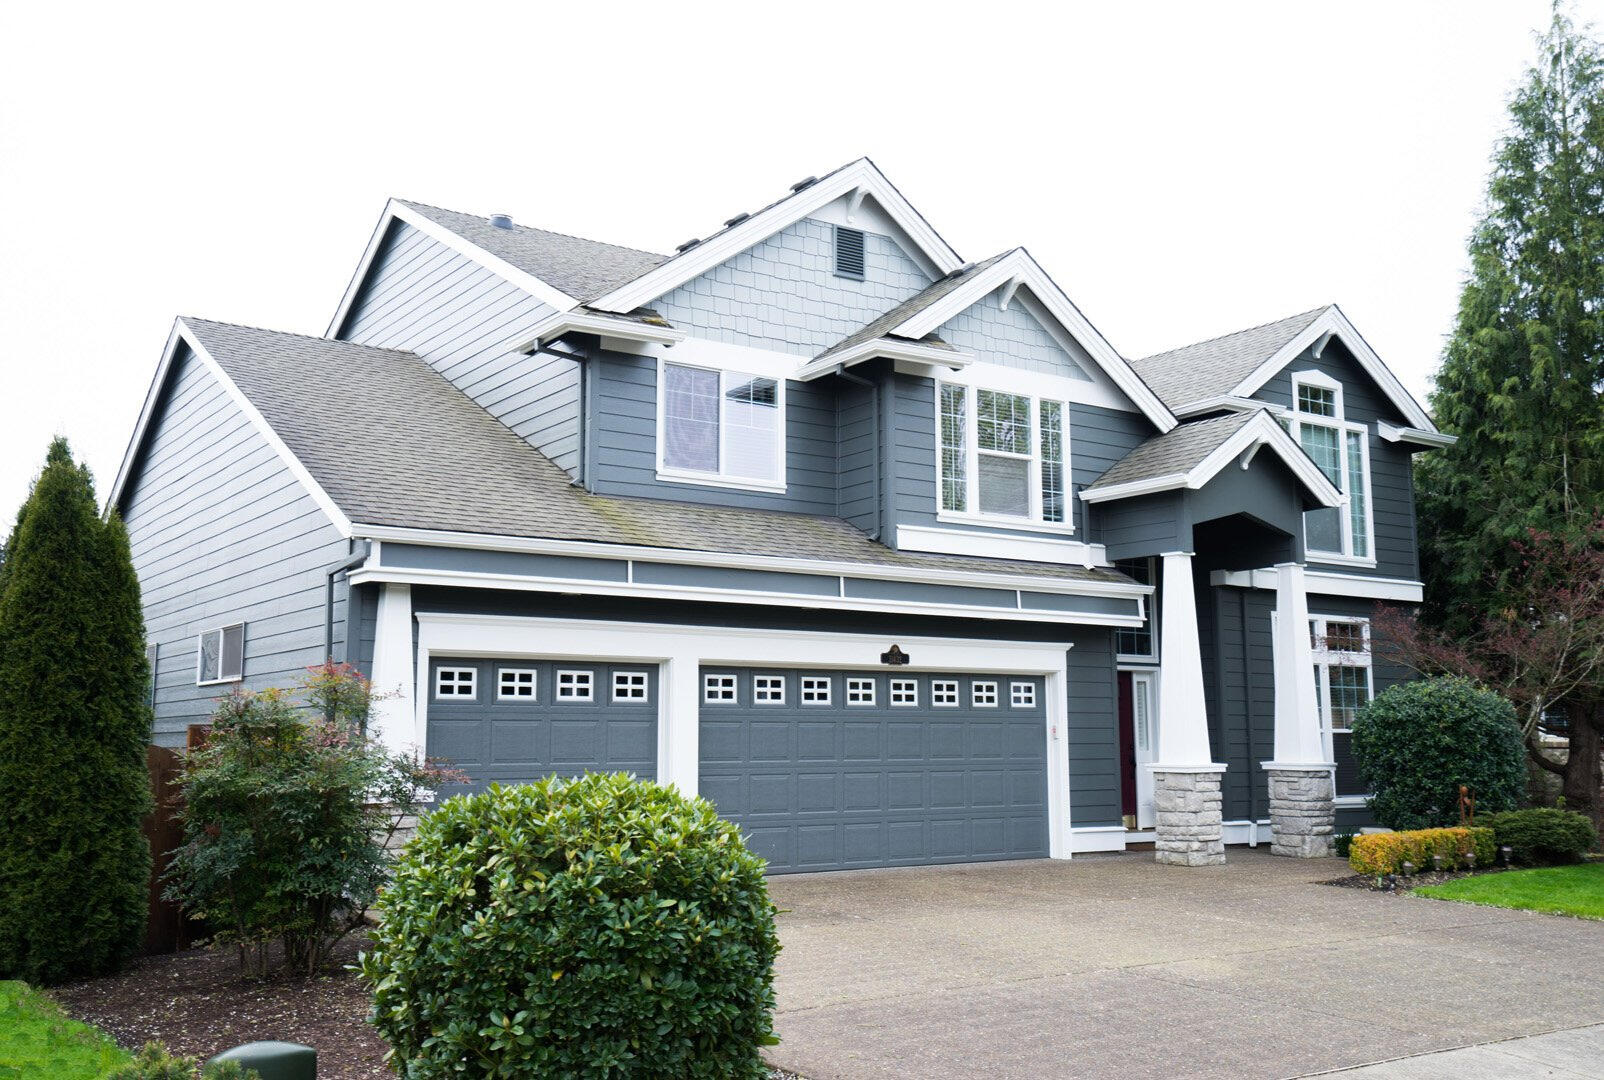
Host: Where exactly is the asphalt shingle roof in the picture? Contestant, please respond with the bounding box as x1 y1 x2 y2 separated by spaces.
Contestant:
184 319 1130 587
1084 410 1260 492
812 251 1014 364
1127 307 1329 410
397 201 669 303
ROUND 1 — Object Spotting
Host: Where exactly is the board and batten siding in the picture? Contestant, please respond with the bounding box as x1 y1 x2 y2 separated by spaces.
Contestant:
336 221 581 477
120 346 353 747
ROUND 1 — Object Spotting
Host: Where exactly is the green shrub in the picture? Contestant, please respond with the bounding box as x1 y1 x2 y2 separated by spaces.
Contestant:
108 1042 261 1080
362 773 780 1079
0 439 152 984
165 664 463 977
1349 827 1495 875
1351 677 1525 831
1334 831 1357 858
1483 808 1598 865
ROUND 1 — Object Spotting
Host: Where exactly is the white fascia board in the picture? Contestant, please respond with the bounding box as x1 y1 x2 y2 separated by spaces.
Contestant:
1078 473 1193 504
515 308 687 352
1173 395 1289 419
325 203 397 337
351 522 1148 600
1209 566 1424 603
1230 306 1437 432
794 339 972 382
111 319 353 534
895 523 1113 569
588 159 965 314
889 250 1177 434
1377 420 1457 449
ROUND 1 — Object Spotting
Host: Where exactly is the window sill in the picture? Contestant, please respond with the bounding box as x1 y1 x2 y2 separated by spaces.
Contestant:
1116 654 1160 665
656 468 787 495
1306 551 1378 569
196 676 243 687
1334 794 1370 808
936 511 1075 536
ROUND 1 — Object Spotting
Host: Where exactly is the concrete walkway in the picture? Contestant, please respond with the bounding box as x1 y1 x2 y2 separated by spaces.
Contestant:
1312 1024 1604 1077
763 850 1604 1079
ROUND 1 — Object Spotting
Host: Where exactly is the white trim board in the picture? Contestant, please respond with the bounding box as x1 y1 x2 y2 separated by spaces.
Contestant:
1377 420 1457 449
517 308 687 353
1209 566 1423 603
895 524 1110 568
108 319 354 536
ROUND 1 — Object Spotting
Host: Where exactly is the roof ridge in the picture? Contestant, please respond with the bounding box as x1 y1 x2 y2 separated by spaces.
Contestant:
1139 305 1331 363
181 316 418 358
396 199 669 260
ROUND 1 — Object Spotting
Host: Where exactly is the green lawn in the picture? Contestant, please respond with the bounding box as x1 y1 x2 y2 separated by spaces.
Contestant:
0 980 130 1079
1415 862 1604 919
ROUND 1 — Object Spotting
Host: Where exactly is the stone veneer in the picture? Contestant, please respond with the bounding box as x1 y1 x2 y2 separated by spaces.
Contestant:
1266 768 1336 858
1152 769 1226 866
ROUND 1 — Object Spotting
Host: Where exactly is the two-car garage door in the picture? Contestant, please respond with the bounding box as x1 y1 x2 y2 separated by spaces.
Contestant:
426 659 1048 872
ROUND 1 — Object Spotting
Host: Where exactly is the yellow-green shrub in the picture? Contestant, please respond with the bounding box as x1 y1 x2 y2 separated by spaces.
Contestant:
1348 826 1495 875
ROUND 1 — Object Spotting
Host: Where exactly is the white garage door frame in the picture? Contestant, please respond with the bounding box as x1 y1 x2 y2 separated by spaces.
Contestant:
375 602 1078 859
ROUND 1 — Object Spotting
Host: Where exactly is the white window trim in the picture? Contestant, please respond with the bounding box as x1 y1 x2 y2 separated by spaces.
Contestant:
556 669 595 701
433 665 477 700
972 680 1000 707
932 679 959 706
703 673 738 703
1114 557 1159 663
1290 371 1376 568
800 676 833 705
196 622 245 686
890 679 919 706
937 382 1074 533
1011 681 1037 708
1310 614 1374 787
846 677 877 706
754 674 786 704
656 357 788 494
612 670 649 702
497 667 538 700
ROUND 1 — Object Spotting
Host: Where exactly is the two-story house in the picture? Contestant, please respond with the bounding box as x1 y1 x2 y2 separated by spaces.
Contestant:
110 159 1452 870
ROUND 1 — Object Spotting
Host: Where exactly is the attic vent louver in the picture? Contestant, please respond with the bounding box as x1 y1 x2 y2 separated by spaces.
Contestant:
723 212 750 228
790 175 819 192
676 238 702 253
833 225 866 280
489 213 514 229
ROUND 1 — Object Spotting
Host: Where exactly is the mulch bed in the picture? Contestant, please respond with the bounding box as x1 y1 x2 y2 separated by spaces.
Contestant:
1325 866 1510 893
52 937 802 1079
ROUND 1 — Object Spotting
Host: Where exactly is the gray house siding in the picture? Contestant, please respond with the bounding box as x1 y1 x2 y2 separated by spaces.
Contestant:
835 377 879 534
1254 339 1418 581
120 347 352 747
934 290 1093 381
650 217 934 356
336 221 579 476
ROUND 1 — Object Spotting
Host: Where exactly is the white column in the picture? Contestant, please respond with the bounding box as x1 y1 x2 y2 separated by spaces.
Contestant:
1154 552 1220 769
1266 562 1330 768
367 583 416 757
656 652 701 798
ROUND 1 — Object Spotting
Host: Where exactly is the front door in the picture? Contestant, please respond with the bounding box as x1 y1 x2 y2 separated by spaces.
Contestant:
1118 671 1158 830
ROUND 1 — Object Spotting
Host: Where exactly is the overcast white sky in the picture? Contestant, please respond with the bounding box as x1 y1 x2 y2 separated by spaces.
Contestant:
0 0 1589 521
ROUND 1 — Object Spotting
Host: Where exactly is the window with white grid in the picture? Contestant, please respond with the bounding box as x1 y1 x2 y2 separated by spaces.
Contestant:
612 671 648 702
972 681 999 707
890 679 918 706
498 668 536 699
846 678 875 705
556 670 593 701
753 675 785 704
801 677 831 704
932 680 959 706
704 674 737 703
1010 682 1036 708
435 667 476 700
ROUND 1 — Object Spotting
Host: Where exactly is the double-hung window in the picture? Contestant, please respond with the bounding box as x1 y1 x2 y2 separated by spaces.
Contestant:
1290 372 1372 563
1310 616 1372 801
659 361 784 491
937 383 1070 529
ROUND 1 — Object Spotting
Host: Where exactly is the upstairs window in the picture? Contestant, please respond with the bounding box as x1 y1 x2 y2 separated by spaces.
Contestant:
660 362 783 490
197 623 245 685
833 225 866 279
938 383 1070 528
1291 372 1372 563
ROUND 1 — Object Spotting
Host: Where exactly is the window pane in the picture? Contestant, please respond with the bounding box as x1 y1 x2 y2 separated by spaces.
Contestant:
1114 558 1154 656
663 364 720 472
978 454 1029 516
1040 400 1064 523
723 375 779 481
1297 384 1336 417
977 390 1030 454
939 384 967 512
1323 621 1364 652
1299 424 1340 482
1346 430 1369 558
198 631 220 682
220 625 245 680
1327 665 1370 730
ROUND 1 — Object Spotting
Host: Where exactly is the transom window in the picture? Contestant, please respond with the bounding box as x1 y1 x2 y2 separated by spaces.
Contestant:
1311 616 1372 801
660 362 783 489
434 666 477 699
754 675 786 703
1010 682 1036 708
846 678 876 705
938 383 1069 528
931 680 959 706
197 623 245 685
556 670 594 701
972 681 999 707
704 674 737 702
801 677 832 704
612 671 649 701
890 679 918 706
1291 372 1372 563
498 668 537 699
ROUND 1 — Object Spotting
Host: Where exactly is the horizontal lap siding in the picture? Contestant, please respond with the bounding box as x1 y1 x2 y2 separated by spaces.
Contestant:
338 222 578 475
1074 404 1154 545
835 380 878 532
1067 628 1121 828
121 348 351 747
1208 586 1276 821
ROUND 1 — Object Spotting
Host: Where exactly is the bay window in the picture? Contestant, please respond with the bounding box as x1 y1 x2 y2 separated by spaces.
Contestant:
659 361 784 490
938 383 1070 529
1291 372 1372 563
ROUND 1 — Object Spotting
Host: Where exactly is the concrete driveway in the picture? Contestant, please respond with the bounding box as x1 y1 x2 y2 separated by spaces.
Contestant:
764 849 1604 1079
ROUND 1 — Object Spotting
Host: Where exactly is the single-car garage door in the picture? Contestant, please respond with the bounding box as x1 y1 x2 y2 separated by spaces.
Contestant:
426 659 656 795
699 669 1048 873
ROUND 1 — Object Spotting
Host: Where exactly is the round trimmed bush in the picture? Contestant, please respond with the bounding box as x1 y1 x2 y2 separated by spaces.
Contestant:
361 773 779 1079
1351 677 1525 831
1483 807 1598 865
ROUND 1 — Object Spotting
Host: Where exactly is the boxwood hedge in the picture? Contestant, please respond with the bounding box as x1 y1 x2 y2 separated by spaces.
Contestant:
1483 807 1598 865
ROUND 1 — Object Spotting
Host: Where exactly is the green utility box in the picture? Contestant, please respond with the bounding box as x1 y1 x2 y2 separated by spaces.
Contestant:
207 1041 316 1080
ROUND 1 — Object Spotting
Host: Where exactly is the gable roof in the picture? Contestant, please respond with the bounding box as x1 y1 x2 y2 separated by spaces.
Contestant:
1080 409 1342 506
129 318 1131 590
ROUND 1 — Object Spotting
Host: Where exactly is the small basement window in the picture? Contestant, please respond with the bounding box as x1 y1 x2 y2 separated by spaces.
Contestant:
197 623 245 685
833 225 866 279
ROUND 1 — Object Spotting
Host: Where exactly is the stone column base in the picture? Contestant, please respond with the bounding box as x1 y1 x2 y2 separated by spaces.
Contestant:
1265 767 1336 858
1152 768 1226 866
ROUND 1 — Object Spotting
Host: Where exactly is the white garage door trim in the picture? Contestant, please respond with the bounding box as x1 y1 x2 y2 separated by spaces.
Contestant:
385 608 1078 859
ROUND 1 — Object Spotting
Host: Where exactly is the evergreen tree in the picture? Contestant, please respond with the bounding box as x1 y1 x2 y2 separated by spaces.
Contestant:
0 439 152 984
1418 4 1604 820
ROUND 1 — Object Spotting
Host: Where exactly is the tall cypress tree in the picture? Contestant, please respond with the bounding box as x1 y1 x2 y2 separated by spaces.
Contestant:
1418 4 1604 815
0 439 152 984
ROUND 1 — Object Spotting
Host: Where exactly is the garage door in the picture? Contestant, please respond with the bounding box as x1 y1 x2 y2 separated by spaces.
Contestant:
426 659 657 795
699 669 1048 873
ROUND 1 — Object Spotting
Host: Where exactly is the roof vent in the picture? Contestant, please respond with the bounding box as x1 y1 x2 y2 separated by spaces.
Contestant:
790 175 819 192
833 225 866 280
723 212 751 228
489 213 514 229
675 238 702 253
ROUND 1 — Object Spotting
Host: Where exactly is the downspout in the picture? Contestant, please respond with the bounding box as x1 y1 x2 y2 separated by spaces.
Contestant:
324 539 372 664
833 364 881 540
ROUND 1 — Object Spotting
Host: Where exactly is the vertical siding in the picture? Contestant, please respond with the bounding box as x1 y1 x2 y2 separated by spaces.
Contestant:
338 221 579 476
935 291 1094 380
1208 585 1277 821
650 218 933 356
1067 627 1122 827
121 347 352 747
